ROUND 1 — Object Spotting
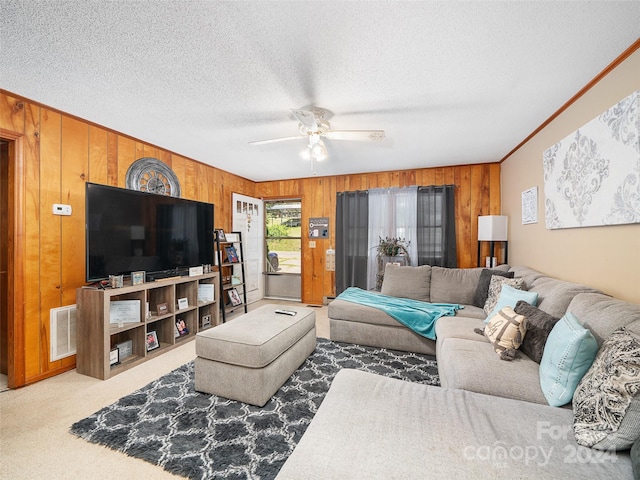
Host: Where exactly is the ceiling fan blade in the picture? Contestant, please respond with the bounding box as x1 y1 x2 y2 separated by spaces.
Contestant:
291 109 318 131
325 130 386 142
248 135 306 145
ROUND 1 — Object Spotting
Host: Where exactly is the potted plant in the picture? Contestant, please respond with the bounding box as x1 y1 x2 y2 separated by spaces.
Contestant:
375 236 410 290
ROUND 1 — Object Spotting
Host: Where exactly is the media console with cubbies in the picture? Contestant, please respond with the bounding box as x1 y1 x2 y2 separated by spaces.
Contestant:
76 272 220 380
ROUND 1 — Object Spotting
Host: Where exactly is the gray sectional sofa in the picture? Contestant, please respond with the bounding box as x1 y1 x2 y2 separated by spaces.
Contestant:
275 265 639 479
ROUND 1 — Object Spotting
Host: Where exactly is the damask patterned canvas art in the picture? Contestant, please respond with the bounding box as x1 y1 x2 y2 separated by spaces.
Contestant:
543 90 639 229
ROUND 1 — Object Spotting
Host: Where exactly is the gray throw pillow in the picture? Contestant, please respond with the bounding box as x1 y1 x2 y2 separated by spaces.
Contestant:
632 437 640 480
514 300 559 364
573 327 640 450
472 269 514 308
380 265 431 301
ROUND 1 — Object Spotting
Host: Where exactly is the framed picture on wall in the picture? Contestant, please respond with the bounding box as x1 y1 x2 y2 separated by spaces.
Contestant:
522 187 538 225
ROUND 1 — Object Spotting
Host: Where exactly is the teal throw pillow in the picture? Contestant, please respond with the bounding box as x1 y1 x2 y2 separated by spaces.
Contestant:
484 283 538 323
539 312 598 407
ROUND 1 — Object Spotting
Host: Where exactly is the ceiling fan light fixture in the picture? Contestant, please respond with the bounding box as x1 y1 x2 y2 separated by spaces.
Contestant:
300 147 311 161
310 140 327 161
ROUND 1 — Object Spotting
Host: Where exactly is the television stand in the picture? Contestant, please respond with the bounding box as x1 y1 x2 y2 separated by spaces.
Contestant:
76 272 220 380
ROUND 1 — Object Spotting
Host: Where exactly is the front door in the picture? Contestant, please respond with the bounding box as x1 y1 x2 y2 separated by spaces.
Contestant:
264 199 302 301
232 193 264 304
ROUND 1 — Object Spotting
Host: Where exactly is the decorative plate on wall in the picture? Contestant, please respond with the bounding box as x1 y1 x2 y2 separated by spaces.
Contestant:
125 157 181 197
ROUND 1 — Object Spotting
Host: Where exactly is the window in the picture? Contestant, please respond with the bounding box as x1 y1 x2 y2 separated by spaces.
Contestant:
417 185 457 267
265 200 302 274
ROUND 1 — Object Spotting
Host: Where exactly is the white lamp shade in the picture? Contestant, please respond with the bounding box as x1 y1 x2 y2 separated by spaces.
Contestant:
478 216 508 241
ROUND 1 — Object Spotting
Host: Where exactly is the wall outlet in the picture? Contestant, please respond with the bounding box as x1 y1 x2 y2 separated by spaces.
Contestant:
309 241 316 248
53 204 72 216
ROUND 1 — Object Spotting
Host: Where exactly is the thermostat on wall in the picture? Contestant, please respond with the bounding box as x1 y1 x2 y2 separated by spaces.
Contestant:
53 204 72 216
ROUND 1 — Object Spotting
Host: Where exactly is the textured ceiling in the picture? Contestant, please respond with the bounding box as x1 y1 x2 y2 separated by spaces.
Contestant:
2 1 639 182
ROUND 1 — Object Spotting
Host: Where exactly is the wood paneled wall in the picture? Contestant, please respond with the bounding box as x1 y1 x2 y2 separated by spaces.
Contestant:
0 91 255 387
255 163 502 306
1 89 501 387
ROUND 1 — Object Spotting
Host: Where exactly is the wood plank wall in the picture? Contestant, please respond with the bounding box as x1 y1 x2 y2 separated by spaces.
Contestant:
0 91 255 386
255 163 502 306
1 90 501 387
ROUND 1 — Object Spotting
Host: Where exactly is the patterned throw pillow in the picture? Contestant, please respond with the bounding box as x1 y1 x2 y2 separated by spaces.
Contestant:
483 276 525 316
514 300 560 364
483 306 527 361
573 327 640 450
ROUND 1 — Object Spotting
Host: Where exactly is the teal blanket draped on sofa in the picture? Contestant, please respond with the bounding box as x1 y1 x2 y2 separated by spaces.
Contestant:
336 287 462 340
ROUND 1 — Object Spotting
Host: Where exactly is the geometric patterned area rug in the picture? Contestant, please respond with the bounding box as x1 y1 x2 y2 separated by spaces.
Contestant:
70 338 439 480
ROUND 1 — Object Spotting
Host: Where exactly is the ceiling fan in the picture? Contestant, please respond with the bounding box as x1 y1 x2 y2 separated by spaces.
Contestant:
249 107 385 172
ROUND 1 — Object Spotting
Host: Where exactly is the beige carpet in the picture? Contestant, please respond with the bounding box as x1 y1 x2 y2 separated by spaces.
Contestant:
0 300 329 480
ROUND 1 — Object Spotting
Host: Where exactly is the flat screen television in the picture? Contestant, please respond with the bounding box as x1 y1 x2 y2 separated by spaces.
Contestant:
85 182 214 283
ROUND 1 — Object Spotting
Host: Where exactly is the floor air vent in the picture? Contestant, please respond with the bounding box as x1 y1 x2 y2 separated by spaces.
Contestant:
50 305 77 361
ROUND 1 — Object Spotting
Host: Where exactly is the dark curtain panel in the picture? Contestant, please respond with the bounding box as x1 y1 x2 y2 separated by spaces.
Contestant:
417 185 457 267
335 190 369 294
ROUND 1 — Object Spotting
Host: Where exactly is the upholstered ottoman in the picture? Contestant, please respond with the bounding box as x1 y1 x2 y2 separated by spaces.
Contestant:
194 305 316 406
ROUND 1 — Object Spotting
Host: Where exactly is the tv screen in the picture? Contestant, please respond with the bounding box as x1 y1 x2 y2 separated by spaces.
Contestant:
86 182 214 282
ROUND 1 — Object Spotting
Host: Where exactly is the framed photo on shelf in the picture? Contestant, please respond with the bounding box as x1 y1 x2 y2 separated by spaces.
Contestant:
156 303 169 316
225 233 239 242
131 270 145 286
201 314 212 328
146 331 159 351
215 229 226 242
228 288 242 306
109 347 120 366
225 245 239 263
177 297 189 310
175 318 189 336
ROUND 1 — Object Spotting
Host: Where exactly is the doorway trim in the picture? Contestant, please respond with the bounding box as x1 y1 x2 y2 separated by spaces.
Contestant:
2 128 26 388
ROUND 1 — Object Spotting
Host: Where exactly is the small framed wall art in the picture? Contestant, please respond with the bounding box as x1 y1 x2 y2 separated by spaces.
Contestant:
521 187 538 225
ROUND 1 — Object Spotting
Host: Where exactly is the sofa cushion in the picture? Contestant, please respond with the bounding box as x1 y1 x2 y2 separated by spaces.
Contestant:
529 277 602 319
435 316 488 343
429 266 483 305
328 298 408 328
483 276 526 316
472 268 515 308
540 312 599 407
438 337 548 404
568 293 640 347
380 264 431 301
276 369 633 480
514 300 560 364
484 283 538 321
508 266 601 319
509 265 548 289
483 306 527 360
573 327 640 450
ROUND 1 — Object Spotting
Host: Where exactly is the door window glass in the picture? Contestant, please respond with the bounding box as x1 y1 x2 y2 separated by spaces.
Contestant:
265 200 301 274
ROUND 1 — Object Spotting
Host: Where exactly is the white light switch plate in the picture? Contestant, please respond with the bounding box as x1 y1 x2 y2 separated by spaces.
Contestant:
53 204 72 216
